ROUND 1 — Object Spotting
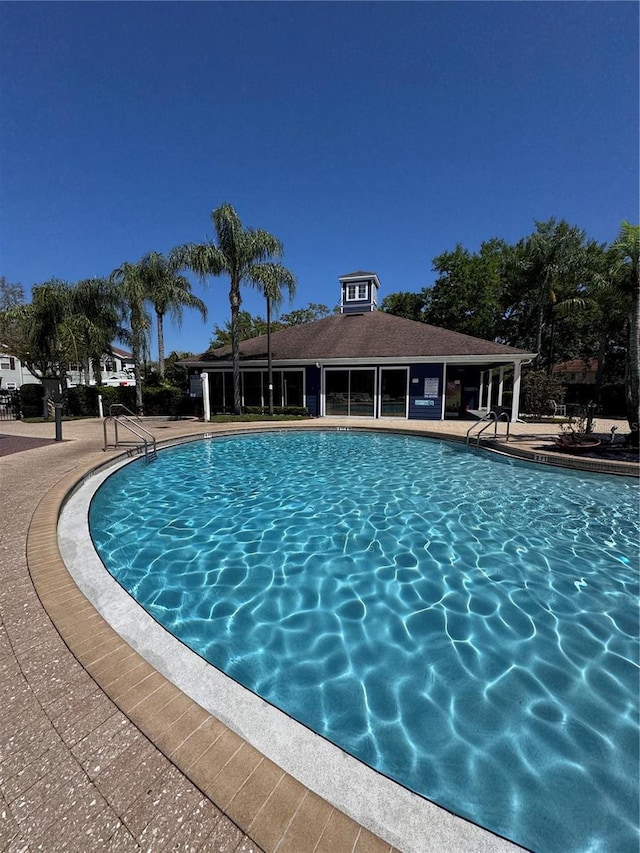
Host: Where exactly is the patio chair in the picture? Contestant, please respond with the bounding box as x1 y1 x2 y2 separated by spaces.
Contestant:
548 400 567 417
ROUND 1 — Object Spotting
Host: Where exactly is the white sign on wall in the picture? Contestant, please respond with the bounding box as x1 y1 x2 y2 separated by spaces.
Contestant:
423 378 439 397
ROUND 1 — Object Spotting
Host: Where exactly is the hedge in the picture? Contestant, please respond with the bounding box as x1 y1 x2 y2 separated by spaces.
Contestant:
19 383 45 418
65 384 136 416
143 386 184 416
63 384 196 417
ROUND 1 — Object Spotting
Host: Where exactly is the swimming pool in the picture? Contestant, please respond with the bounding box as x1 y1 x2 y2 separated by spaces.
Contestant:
88 430 639 853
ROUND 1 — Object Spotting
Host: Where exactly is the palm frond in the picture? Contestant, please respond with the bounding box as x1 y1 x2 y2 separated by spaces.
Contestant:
248 263 297 307
170 242 226 281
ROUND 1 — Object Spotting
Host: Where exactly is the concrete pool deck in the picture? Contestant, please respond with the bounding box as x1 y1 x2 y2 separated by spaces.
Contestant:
1 415 635 851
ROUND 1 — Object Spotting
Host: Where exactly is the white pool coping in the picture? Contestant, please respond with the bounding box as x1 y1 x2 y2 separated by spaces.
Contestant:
58 450 523 853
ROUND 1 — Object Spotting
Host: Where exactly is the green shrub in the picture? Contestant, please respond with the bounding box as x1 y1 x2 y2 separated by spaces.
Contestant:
19 383 44 418
65 385 102 416
143 385 184 416
64 383 198 417
521 369 565 419
98 385 137 414
64 385 142 417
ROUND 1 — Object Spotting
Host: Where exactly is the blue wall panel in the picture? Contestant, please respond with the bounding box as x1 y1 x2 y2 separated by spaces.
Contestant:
408 364 443 420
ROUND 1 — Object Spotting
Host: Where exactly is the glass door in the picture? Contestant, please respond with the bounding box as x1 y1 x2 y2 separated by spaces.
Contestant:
349 370 375 416
379 368 408 417
325 369 375 416
325 370 350 415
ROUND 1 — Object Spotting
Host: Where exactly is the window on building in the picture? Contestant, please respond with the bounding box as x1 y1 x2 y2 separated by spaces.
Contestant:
260 370 304 408
283 371 303 407
209 372 234 412
242 371 263 407
346 284 368 301
1 357 15 370
208 369 304 411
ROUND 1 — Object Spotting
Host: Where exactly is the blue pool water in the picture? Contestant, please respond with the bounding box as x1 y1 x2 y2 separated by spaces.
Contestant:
89 430 639 852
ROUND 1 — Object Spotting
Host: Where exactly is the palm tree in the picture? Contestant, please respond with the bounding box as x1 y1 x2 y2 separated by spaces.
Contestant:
0 279 72 381
249 263 296 414
611 221 640 436
583 250 630 407
171 203 295 414
67 278 128 385
111 261 151 414
556 222 639 433
138 252 208 378
519 220 598 363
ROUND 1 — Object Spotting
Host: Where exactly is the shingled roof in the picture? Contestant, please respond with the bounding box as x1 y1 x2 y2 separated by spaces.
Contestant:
186 312 532 363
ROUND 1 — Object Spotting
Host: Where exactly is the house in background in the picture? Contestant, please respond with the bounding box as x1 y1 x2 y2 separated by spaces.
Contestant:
551 356 626 414
184 271 537 422
0 352 39 390
66 346 136 386
552 358 598 385
0 346 135 389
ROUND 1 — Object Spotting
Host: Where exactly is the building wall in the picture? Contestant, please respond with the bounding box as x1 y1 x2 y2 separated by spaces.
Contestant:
408 364 444 420
0 354 40 389
66 352 135 386
0 350 135 389
197 360 523 421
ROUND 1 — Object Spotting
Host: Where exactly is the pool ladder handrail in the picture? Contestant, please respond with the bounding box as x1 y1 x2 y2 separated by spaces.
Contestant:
103 403 157 462
466 410 511 450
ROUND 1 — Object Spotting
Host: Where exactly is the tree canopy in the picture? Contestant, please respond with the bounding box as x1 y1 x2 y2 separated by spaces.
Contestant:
0 277 126 384
380 291 426 322
0 276 24 311
380 220 614 367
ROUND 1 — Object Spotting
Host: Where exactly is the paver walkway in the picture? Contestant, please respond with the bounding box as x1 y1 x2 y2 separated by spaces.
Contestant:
1 418 267 852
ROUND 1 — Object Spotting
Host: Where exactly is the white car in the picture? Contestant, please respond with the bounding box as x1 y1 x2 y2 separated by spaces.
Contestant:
103 374 136 387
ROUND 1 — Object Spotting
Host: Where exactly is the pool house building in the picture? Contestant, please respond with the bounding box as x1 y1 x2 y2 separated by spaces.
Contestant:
186 272 536 422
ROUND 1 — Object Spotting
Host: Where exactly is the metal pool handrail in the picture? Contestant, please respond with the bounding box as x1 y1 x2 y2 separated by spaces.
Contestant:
466 410 511 449
103 404 157 462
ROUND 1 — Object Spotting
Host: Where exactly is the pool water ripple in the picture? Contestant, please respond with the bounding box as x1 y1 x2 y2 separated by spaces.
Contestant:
89 430 639 853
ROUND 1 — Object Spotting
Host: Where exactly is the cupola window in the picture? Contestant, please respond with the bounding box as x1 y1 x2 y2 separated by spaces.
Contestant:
346 284 368 301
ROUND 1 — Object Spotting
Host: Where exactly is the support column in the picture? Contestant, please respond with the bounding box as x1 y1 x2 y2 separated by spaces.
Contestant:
441 364 447 420
486 369 493 413
479 371 485 411
201 371 210 422
511 361 522 423
498 366 504 407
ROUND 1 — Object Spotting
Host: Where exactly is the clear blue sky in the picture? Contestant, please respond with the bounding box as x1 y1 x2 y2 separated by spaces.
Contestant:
1 1 638 358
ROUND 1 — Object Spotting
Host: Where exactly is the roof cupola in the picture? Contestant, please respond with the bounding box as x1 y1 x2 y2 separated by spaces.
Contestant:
338 271 380 314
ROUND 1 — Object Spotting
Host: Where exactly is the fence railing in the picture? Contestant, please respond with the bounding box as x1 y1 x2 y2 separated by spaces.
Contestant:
0 390 21 421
